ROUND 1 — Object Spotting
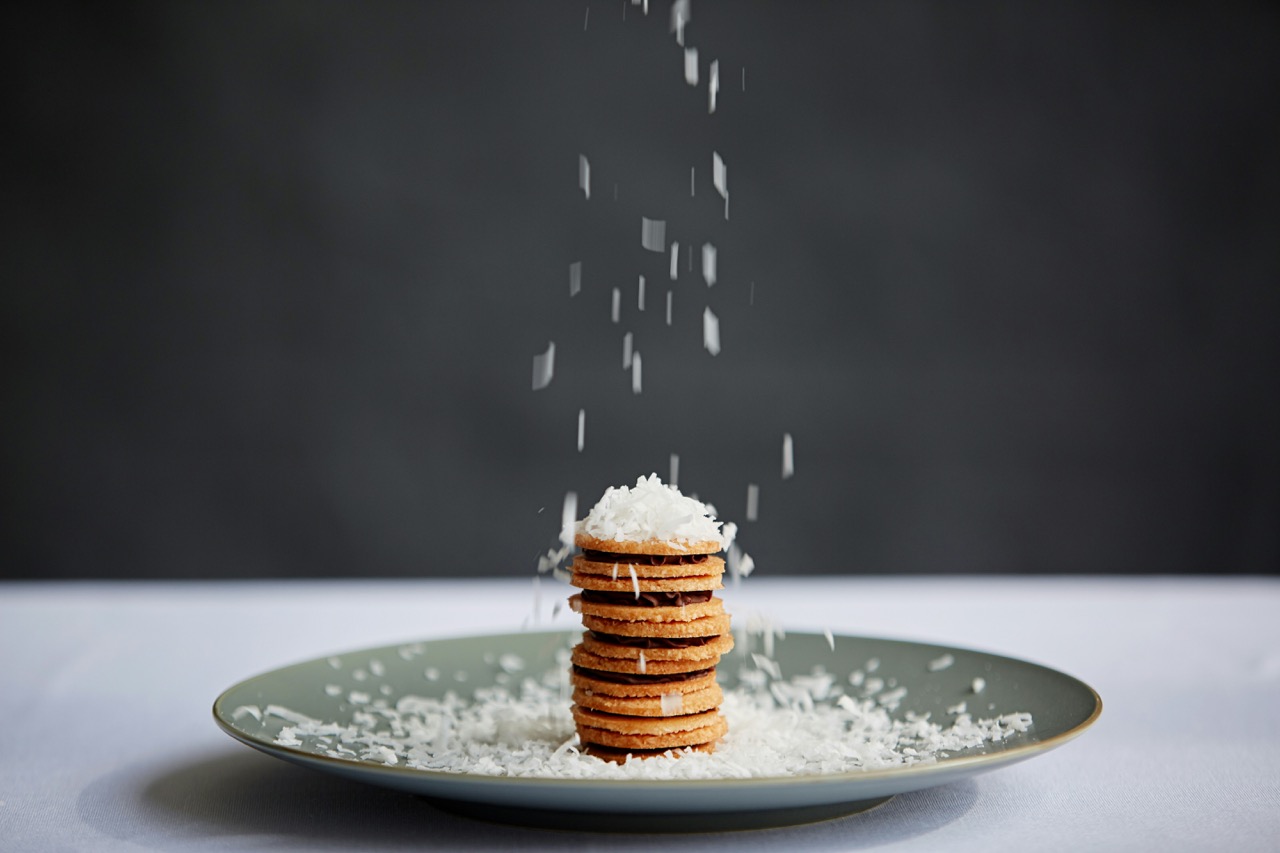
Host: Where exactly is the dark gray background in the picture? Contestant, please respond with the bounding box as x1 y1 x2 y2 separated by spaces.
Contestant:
4 1 1278 579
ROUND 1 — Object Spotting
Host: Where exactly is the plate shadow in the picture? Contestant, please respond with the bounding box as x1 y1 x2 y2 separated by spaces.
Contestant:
77 748 977 850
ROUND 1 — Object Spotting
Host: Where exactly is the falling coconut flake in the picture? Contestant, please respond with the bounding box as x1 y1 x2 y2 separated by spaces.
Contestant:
670 0 689 45
703 306 721 356
709 59 719 113
583 6 589 30
669 453 680 487
782 433 795 479
632 352 642 394
637 275 646 310
746 483 759 521
579 154 590 198
623 332 633 369
569 261 582 297
742 65 746 91
577 409 585 452
669 241 679 280
641 216 666 252
713 151 728 198
666 290 673 325
702 243 717 286
560 492 578 546
684 48 698 86
611 287 621 323
532 342 555 391
690 166 695 197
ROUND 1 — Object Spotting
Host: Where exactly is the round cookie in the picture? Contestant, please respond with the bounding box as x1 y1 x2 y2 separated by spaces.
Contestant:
572 706 721 735
572 684 723 717
570 571 724 593
575 533 722 556
572 644 719 676
570 595 724 622
582 632 734 662
573 554 725 580
580 613 731 638
570 667 719 697
576 717 729 751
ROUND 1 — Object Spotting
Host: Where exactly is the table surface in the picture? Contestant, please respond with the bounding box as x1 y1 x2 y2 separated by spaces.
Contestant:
3 576 1278 852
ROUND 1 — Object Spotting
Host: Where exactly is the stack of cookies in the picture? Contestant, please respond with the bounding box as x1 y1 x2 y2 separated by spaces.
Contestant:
568 530 733 761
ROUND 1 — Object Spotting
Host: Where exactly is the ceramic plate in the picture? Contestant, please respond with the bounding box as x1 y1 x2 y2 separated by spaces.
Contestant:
214 629 1100 831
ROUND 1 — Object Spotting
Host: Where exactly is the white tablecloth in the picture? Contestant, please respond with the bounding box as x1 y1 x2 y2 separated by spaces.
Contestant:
3 577 1278 851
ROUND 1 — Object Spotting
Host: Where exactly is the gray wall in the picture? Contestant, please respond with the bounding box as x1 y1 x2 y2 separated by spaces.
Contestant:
4 1 1278 579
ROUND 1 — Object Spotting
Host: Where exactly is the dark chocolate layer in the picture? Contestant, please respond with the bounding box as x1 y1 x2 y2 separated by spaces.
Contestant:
572 665 713 685
582 550 711 566
589 631 717 649
581 589 714 607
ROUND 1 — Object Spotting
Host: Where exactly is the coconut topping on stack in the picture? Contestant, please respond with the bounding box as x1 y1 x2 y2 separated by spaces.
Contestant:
568 474 735 761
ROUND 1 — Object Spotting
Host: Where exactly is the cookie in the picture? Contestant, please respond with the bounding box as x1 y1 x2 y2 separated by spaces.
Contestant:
572 705 721 735
580 612 731 638
575 533 723 556
571 644 719 676
582 741 717 763
573 554 726 579
581 631 734 662
572 683 723 717
570 595 724 622
575 716 729 751
570 570 724 594
570 666 720 697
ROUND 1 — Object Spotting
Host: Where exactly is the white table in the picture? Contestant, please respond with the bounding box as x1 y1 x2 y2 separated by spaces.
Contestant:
3 577 1277 851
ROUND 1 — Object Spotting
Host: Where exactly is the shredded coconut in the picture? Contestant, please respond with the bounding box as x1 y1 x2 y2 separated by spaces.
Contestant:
703 306 721 356
531 342 555 391
928 654 955 673
569 262 582 297
641 216 666 252
265 663 1035 780
576 473 728 547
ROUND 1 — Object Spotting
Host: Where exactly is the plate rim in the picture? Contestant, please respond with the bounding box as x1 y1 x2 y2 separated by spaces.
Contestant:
213 628 1102 791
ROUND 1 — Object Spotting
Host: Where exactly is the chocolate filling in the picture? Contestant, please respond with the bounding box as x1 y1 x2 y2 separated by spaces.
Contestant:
589 631 717 649
581 589 714 607
582 550 712 566
573 665 712 685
